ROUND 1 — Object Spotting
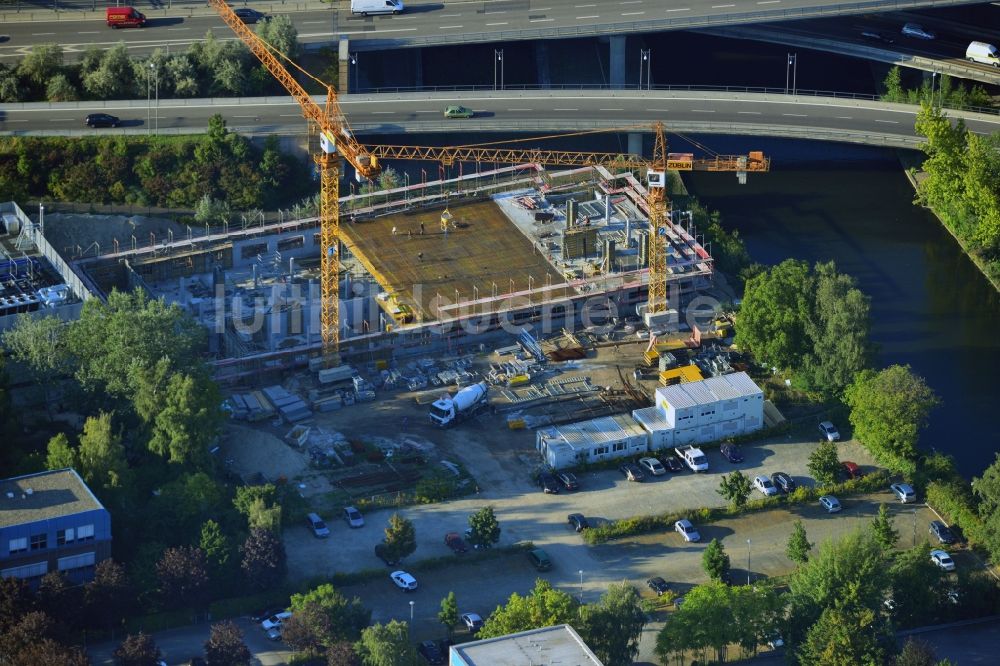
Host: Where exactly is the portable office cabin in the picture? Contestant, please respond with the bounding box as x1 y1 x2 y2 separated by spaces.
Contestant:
536 414 648 470
658 371 764 444
632 405 673 450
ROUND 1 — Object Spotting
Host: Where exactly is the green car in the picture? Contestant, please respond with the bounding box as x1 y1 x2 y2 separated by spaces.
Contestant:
444 105 474 119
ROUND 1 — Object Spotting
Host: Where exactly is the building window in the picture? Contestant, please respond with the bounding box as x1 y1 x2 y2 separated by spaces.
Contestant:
593 446 609 456
8 538 28 554
613 442 626 452
1 561 48 580
30 534 47 551
77 524 95 541
56 528 75 547
57 551 96 572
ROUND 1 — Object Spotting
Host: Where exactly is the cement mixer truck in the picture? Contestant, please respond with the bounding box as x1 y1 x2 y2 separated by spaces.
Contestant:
429 382 489 427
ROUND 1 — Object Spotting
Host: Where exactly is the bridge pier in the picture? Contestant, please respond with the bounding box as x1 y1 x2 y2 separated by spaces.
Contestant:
535 41 552 89
628 132 643 156
339 37 351 93
415 48 424 89
609 35 626 89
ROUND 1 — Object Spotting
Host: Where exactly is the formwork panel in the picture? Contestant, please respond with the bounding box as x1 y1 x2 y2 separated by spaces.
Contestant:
340 200 565 321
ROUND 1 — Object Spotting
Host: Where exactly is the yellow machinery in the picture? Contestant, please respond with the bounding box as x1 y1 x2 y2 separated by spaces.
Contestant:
208 0 769 363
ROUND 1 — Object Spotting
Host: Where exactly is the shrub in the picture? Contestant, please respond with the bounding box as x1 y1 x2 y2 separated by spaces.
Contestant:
926 480 987 545
414 472 457 504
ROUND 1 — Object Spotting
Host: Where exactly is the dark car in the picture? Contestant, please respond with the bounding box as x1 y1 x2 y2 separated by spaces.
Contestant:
619 462 645 482
374 543 400 566
557 471 580 491
861 30 895 44
445 532 469 554
771 472 796 493
189 659 207 666
417 640 445 665
659 455 684 473
720 442 744 463
647 576 670 596
930 520 957 545
567 513 589 532
85 113 119 128
233 8 270 23
538 472 560 494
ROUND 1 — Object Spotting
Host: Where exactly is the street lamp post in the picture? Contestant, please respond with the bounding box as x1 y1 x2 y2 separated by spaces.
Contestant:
494 49 504 90
639 49 651 90
404 172 410 203
149 62 159 135
746 538 752 585
350 53 359 93
409 600 414 623
578 569 584 603
146 66 151 136
785 53 797 95
931 71 940 108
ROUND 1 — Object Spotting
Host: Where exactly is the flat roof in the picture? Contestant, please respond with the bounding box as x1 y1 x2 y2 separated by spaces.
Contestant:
656 371 762 409
339 200 565 321
0 468 104 528
451 624 603 666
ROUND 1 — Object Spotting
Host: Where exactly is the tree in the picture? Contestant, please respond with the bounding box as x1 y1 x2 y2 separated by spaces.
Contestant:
37 571 81 630
735 259 814 370
84 559 130 630
576 582 646 666
355 620 417 666
77 412 128 493
156 546 209 608
233 484 282 532
18 43 63 87
45 433 78 471
2 314 70 388
113 632 162 666
200 519 233 590
0 611 88 666
241 527 287 590
204 620 251 666
882 66 905 102
870 503 900 550
0 576 35 626
289 583 370 644
845 365 939 475
256 14 300 59
381 513 416 564
717 470 753 508
45 73 78 102
467 505 501 549
83 43 136 98
894 637 942 666
973 454 1000 559
808 440 841 486
787 520 813 564
438 591 459 636
702 538 731 582
477 579 578 639
798 600 893 666
281 604 331 656
194 194 232 225
0 64 21 102
148 371 223 467
326 642 361 666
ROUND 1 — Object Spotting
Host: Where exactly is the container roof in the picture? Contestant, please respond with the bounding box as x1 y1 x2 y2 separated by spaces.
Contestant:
657 371 762 409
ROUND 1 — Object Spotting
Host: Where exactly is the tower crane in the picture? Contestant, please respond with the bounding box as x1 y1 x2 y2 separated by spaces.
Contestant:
208 0 769 362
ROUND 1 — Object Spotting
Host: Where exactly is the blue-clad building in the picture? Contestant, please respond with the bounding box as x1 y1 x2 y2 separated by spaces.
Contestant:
0 468 111 585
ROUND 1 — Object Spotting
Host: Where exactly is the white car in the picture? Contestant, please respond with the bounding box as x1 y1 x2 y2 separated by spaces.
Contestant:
674 519 701 542
819 495 842 513
818 421 840 441
390 570 418 591
261 611 291 631
753 475 779 496
901 22 936 40
639 457 667 476
890 483 917 503
931 549 956 572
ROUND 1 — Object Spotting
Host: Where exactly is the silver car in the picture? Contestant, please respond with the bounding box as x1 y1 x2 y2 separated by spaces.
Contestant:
901 23 936 40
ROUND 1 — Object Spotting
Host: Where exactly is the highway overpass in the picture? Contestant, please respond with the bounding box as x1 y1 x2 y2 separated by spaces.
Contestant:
3 89 998 149
0 0 983 59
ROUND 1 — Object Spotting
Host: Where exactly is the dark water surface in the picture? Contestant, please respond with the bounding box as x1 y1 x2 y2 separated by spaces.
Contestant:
685 140 1000 478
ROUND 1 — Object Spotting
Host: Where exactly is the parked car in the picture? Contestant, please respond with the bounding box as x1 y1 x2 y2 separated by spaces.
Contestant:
890 483 916 503
461 612 484 633
841 461 865 480
861 30 895 44
234 7 271 23
659 455 684 473
538 472 560 494
527 548 552 571
261 611 291 631
265 626 282 641
638 456 667 476
444 105 474 118
85 113 120 128
375 543 400 566
930 520 957 544
619 462 645 482
445 532 469 553
819 495 842 513
250 607 282 623
753 475 779 496
818 421 841 441
343 506 365 528
767 635 785 650
930 549 956 571
306 512 330 538
557 471 580 491
771 472 796 493
390 570 418 591
902 22 936 40
417 640 445 664
567 513 589 532
674 519 701 542
720 442 744 463
646 576 670 596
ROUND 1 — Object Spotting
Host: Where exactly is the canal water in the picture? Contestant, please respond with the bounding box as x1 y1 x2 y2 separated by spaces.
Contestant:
686 140 1000 479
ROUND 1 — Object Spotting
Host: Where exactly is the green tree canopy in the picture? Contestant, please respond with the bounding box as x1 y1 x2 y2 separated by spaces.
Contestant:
438 591 459 636
18 43 64 87
808 440 841 486
467 505 501 548
870 504 900 550
477 579 578 639
77 412 128 494
577 582 647 665
289 583 370 645
887 543 942 629
845 365 939 475
381 513 416 563
45 433 78 471
702 538 731 582
798 601 892 666
355 620 416 666
148 371 222 467
717 470 753 508
787 520 813 565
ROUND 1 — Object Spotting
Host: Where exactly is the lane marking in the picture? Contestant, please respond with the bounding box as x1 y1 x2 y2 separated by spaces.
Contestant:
622 11 645 16
621 0 644 4
782 113 807 117
78 31 99 34
167 27 190 31
233 115 257 118
737 111 762 115
439 25 464 29
576 15 599 19
279 114 303 117
302 21 326 25
575 3 598 6
712 4 735 8
874 119 899 124
646 109 670 112
554 108 578 111
757 0 781 4
507 108 533 111
372 111 393 114
665 7 690 12
486 22 509 25
415 110 438 114
48 118 75 122
32 32 56 36
440 13 462 17
600 108 625 111
530 18 555 22
835 116 854 119
690 109 715 113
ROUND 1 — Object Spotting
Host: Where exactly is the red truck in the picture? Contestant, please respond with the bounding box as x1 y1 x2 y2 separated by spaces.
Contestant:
106 6 146 28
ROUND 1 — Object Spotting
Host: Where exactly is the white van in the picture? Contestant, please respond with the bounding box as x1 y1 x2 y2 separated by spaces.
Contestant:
966 41 999 67
351 0 404 15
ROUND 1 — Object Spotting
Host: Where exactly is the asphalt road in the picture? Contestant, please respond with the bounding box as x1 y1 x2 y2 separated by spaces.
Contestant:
0 0 981 59
4 90 1000 148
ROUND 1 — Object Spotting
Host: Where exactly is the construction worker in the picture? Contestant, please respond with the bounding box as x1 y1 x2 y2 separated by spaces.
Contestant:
392 226 398 236
420 222 425 235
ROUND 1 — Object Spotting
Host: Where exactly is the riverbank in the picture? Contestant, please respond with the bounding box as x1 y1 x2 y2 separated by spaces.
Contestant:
898 151 1000 294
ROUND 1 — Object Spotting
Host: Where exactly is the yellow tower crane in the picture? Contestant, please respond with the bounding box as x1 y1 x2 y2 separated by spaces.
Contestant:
209 0 769 360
